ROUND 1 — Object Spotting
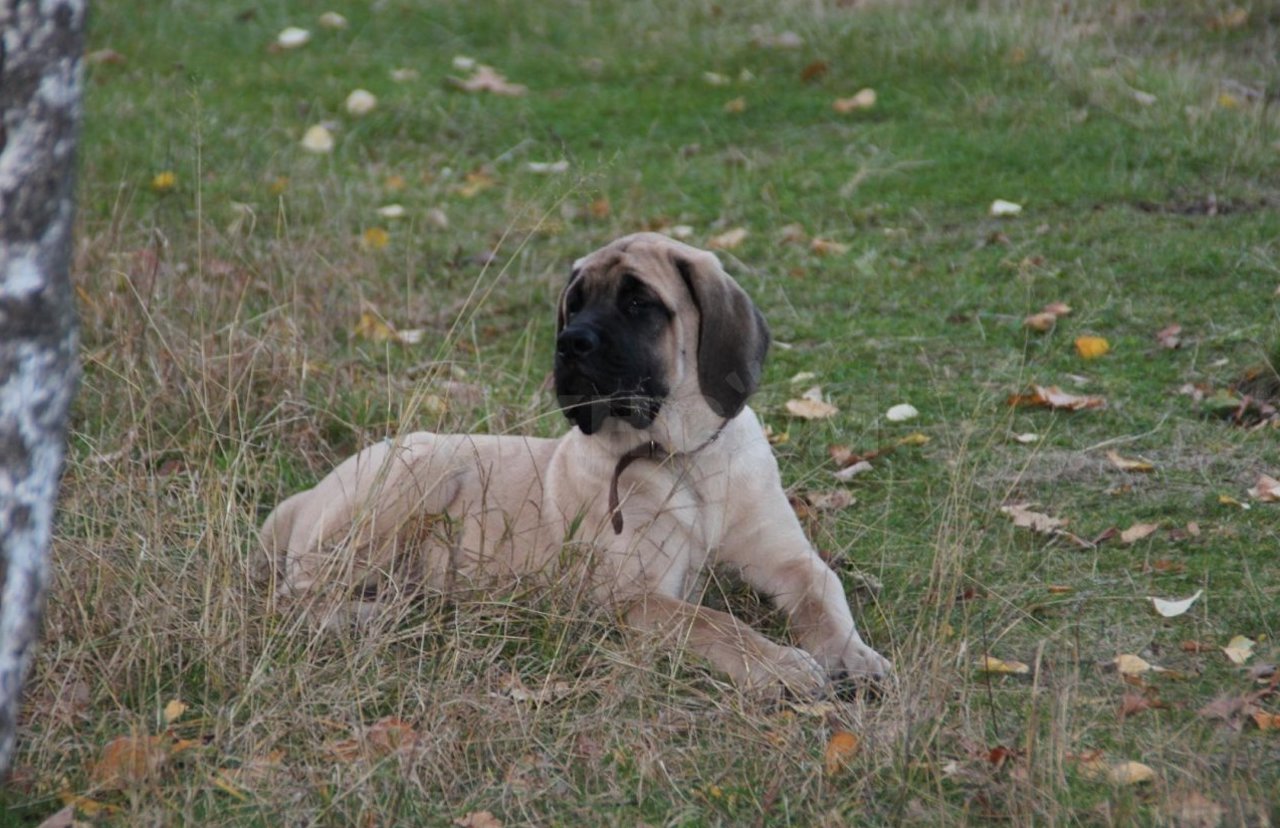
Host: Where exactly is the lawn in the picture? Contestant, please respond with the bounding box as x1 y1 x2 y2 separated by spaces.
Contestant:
4 0 1279 824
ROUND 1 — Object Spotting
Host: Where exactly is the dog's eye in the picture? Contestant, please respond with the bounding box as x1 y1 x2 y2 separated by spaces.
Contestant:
625 296 652 317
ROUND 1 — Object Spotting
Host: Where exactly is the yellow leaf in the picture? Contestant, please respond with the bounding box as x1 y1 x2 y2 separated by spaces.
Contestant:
1218 493 1249 509
1115 654 1163 675
354 310 396 343
162 699 187 725
897 432 930 446
1223 635 1255 665
1075 336 1110 359
150 171 176 193
824 730 860 775
1217 93 1241 109
1107 450 1155 472
977 655 1030 675
384 174 407 191
361 227 390 250
722 96 747 114
454 170 497 198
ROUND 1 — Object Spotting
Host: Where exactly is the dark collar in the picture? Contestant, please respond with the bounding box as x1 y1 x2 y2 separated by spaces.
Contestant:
608 420 728 534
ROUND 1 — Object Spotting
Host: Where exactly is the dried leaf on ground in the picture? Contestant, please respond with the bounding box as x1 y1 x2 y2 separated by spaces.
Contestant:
1000 503 1065 533
722 96 747 114
91 734 173 789
354 310 422 346
833 460 873 481
449 65 527 96
1119 691 1167 720
345 89 377 116
455 811 503 828
453 170 497 198
1223 635 1256 665
977 656 1030 675
1114 654 1163 675
786 386 838 419
1164 790 1226 828
1075 335 1110 359
276 27 310 49
162 699 187 725
707 227 748 250
1247 474 1280 502
1121 522 1159 544
1252 711 1280 730
885 403 918 422
824 730 860 775
809 237 850 256
1156 323 1183 349
1149 589 1202 618
1023 301 1071 331
300 124 334 153
1107 450 1155 472
832 88 876 113
989 199 1022 217
1008 384 1105 411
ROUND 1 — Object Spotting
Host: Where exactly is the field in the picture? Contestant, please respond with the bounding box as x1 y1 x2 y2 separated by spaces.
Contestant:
4 0 1279 824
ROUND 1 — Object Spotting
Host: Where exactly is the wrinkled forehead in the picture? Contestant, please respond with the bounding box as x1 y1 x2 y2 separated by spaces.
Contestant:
570 238 682 300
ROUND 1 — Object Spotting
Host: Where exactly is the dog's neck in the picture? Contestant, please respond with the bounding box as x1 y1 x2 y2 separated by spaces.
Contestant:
607 418 728 534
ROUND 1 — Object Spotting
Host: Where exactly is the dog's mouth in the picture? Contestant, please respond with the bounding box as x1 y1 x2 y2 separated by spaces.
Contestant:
555 370 663 435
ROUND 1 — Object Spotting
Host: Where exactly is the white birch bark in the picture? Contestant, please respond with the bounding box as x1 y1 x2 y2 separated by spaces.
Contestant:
0 0 86 775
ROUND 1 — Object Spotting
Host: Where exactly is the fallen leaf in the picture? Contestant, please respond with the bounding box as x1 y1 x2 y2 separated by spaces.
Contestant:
1198 693 1246 722
1181 640 1214 653
1008 384 1106 411
1075 336 1110 359
806 490 856 511
1119 692 1165 719
1107 450 1155 472
86 48 127 65
1000 503 1066 533
722 96 747 114
1047 584 1073 594
150 171 176 193
355 310 419 345
1247 473 1280 502
1107 761 1157 785
454 170 497 198
809 237 850 256
1149 590 1202 618
162 699 188 725
824 730 860 775
526 160 569 174
707 227 748 250
1223 635 1255 665
366 717 419 756
898 432 930 446
300 124 335 153
318 11 348 29
345 89 377 116
390 67 419 82
1120 522 1159 544
1156 323 1183 349
977 656 1030 675
276 27 310 49
1251 711 1280 731
1207 7 1249 30
361 227 390 250
91 734 171 789
989 199 1022 217
454 811 503 828
832 88 877 113
1042 301 1072 317
1023 311 1058 331
779 223 807 244
786 386 837 419
1012 432 1040 444
885 403 919 422
800 60 829 82
702 71 730 86
1164 790 1226 828
833 460 873 481
450 65 527 96
1115 654 1162 675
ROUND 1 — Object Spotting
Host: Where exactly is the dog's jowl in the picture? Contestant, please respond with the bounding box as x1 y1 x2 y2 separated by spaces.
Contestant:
260 233 890 695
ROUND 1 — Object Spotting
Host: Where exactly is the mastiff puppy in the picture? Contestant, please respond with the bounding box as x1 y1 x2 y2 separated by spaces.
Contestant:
260 233 890 695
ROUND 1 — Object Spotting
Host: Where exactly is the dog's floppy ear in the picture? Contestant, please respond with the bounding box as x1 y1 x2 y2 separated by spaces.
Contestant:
672 249 771 418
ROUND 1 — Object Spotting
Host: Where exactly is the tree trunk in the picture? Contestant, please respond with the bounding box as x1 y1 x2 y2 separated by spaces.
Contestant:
0 0 86 776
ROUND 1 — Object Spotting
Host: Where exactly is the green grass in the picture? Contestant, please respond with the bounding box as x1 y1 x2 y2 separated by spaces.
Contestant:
4 0 1278 824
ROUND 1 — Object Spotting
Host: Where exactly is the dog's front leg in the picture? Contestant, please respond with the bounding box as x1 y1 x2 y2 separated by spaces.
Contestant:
621 593 827 696
724 522 891 681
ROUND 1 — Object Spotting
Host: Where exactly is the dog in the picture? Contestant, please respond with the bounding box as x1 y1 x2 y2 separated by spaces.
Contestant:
259 233 890 695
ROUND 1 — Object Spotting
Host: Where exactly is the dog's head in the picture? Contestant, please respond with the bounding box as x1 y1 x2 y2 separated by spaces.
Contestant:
554 233 770 449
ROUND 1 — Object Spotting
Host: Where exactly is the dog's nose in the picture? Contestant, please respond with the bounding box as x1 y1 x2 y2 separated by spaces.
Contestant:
557 326 600 359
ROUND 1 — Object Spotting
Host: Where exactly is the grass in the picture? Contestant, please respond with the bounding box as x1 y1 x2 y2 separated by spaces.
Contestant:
4 0 1279 824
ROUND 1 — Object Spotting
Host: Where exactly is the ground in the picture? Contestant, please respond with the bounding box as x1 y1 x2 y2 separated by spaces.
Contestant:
3 0 1279 825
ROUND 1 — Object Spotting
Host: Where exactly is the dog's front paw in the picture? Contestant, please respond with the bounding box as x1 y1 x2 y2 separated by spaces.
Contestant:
841 642 892 681
746 644 829 699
